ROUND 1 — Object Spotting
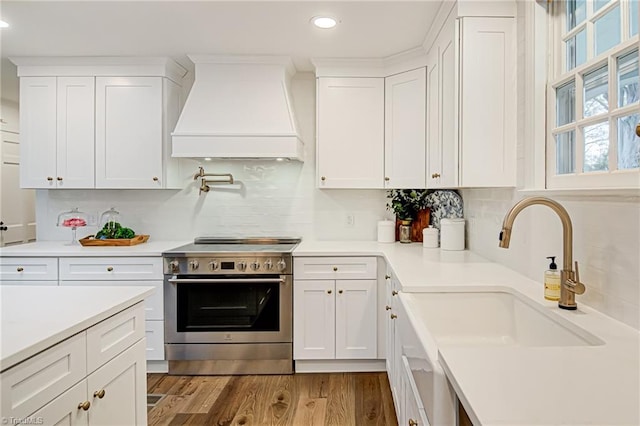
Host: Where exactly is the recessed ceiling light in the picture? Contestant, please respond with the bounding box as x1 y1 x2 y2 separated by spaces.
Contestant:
204 157 212 162
0 20 9 29
311 16 337 29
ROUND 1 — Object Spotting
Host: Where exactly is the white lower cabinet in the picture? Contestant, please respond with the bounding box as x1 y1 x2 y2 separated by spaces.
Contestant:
59 256 165 363
1 304 147 426
293 256 378 362
401 355 430 426
293 279 377 360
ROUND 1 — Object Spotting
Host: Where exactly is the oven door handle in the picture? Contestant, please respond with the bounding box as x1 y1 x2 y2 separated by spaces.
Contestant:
167 278 286 284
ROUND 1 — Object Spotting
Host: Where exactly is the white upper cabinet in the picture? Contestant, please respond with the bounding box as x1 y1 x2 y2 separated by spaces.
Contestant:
13 57 186 190
95 77 163 188
427 12 459 189
57 77 95 188
384 68 427 189
458 17 516 187
19 76 58 188
317 77 385 189
426 9 516 189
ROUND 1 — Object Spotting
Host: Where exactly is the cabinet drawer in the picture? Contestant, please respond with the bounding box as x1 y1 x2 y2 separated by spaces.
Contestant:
294 257 376 280
59 257 162 280
0 257 58 281
0 332 87 420
145 320 165 361
60 281 163 320
86 303 145 373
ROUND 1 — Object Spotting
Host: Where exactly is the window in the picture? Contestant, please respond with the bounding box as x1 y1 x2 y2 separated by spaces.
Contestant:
548 0 639 188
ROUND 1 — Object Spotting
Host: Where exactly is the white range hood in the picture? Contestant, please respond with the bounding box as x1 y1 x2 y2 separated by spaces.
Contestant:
172 55 304 161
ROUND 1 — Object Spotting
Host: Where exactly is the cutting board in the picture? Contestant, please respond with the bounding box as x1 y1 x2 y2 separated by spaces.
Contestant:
79 235 150 246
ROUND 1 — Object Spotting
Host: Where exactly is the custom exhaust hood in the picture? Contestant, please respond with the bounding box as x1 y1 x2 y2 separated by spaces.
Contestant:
172 55 304 161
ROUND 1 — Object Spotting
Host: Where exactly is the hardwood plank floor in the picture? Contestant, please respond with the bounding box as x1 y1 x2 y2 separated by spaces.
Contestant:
147 373 398 426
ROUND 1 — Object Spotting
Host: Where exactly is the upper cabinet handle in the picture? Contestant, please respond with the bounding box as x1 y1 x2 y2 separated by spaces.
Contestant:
107 266 114 272
47 177 53 181
321 176 326 181
333 266 338 272
17 267 24 272
153 177 159 182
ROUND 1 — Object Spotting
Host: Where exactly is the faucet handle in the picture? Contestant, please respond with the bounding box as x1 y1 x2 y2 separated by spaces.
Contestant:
566 261 586 295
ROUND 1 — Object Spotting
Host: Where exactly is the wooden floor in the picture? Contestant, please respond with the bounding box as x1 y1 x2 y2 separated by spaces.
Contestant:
147 372 398 426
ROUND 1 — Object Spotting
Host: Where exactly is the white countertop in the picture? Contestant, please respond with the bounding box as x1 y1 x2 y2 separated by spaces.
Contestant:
0 240 188 257
0 285 154 371
294 240 640 425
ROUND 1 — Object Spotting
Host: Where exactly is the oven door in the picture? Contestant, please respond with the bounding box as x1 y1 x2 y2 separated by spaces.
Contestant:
165 274 292 344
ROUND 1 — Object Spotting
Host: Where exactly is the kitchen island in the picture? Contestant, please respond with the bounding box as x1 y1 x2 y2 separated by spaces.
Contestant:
1 285 153 425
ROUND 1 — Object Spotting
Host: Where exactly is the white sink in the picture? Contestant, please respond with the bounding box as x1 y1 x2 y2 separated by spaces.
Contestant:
405 290 604 347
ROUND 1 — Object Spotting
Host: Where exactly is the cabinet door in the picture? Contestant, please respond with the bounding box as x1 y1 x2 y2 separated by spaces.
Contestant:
459 17 516 187
19 76 57 188
27 380 89 426
56 77 95 188
335 279 377 359
87 339 147 426
293 280 335 359
385 68 427 189
317 77 384 188
428 13 459 189
95 77 163 189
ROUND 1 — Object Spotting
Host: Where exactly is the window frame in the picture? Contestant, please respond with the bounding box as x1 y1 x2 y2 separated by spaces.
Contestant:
546 0 639 189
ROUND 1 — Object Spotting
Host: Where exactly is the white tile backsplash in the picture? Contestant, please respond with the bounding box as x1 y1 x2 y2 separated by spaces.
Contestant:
34 74 389 243
462 188 640 330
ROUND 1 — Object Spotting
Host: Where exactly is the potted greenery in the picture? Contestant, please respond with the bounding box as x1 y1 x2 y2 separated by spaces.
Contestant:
386 189 430 242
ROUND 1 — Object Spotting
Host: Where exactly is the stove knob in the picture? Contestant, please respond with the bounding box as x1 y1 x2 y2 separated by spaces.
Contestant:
250 261 261 271
209 260 219 271
264 259 273 271
237 261 247 272
169 260 180 273
276 259 287 272
189 260 199 271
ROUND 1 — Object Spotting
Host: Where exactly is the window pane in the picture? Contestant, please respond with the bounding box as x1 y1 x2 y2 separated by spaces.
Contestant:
557 81 576 126
618 114 640 169
566 0 587 31
594 0 609 11
566 30 587 71
583 122 610 172
594 5 621 56
556 131 576 174
631 0 638 36
584 65 609 117
618 50 639 107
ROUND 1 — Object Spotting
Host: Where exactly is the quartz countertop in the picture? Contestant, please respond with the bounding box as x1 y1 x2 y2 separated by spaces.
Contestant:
294 240 640 425
0 240 189 257
0 285 154 371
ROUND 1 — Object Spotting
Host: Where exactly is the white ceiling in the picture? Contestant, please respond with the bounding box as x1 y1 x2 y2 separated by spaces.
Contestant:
0 1 443 102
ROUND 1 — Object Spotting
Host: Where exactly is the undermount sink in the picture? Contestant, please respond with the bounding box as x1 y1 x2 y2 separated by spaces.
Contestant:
405 290 604 347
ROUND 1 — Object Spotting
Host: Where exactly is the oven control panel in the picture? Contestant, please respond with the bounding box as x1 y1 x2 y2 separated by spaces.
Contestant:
164 255 292 275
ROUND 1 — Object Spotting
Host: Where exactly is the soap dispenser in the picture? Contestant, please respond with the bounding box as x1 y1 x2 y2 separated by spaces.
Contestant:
544 256 561 301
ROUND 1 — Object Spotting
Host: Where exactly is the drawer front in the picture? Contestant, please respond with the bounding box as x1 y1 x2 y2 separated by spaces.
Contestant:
0 332 87 420
0 258 58 281
294 257 377 280
60 280 163 320
86 303 145 373
145 320 165 360
59 257 162 281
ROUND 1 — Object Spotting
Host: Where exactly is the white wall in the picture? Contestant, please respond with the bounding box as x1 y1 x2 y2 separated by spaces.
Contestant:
35 74 389 242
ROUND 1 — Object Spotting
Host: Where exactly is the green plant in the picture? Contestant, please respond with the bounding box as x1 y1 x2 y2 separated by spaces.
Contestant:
386 189 429 220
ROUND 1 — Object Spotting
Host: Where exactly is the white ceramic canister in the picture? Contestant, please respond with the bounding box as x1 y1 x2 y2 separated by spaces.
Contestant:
377 220 395 243
440 218 465 251
422 226 439 248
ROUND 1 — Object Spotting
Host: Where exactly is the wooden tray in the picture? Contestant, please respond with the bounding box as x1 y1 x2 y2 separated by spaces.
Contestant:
79 235 150 246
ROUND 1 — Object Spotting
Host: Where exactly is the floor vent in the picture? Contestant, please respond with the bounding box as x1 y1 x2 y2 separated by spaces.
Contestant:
147 394 164 407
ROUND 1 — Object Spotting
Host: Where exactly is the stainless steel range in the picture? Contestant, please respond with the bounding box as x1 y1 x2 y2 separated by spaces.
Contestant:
163 237 300 375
